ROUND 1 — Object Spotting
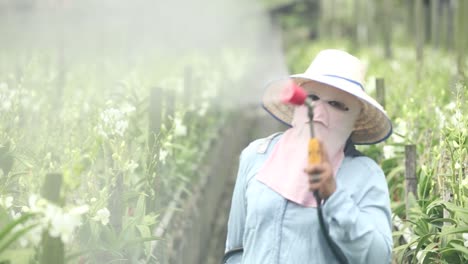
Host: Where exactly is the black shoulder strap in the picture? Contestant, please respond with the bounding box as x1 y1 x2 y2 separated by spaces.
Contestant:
343 137 364 157
222 247 243 263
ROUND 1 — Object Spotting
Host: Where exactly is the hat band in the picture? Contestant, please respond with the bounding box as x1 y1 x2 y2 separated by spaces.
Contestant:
323 74 364 90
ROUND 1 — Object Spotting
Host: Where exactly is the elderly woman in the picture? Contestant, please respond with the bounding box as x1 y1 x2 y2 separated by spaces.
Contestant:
223 50 393 264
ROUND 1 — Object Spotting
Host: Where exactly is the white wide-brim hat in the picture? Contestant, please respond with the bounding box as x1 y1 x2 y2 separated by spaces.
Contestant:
262 49 392 145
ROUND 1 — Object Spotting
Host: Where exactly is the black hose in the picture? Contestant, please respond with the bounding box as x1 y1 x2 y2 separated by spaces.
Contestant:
314 191 349 264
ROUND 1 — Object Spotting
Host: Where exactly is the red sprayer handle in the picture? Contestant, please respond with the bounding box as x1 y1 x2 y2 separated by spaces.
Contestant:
281 82 322 165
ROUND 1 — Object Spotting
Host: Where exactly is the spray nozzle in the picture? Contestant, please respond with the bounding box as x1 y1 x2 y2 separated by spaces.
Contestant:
281 81 314 114
281 81 307 105
281 81 315 137
281 81 314 108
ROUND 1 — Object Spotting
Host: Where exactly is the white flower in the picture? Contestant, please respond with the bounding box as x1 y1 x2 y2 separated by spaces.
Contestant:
114 120 129 137
21 195 87 245
0 84 16 112
434 106 446 129
450 110 463 126
48 205 83 243
174 117 187 136
445 102 456 111
0 196 13 209
92 208 110 226
159 149 168 164
69 205 90 215
462 176 468 187
416 250 424 262
463 233 468 247
124 160 139 173
96 104 135 138
10 210 21 219
22 194 43 213
19 224 43 247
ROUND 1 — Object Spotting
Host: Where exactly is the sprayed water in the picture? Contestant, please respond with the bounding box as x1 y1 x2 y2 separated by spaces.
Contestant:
0 0 288 262
0 0 288 107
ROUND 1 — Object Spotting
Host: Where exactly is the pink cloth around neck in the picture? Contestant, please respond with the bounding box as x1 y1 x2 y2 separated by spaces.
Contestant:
256 105 345 207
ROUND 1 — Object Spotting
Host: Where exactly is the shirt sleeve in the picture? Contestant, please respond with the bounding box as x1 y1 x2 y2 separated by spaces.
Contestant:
322 157 393 264
224 148 250 263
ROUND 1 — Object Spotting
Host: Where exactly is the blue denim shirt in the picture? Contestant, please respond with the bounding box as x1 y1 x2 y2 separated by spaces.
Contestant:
224 134 393 264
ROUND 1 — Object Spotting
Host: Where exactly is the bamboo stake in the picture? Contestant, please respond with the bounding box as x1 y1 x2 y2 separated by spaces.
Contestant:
147 87 162 213
108 172 123 232
431 0 440 48
40 173 64 264
414 0 424 62
184 66 193 136
165 89 176 132
405 145 417 219
148 87 162 151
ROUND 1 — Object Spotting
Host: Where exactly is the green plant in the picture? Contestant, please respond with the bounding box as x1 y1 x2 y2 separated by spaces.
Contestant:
0 212 37 256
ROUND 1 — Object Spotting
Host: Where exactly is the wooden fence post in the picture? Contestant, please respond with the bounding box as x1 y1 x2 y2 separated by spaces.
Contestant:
51 0 66 112
414 0 424 62
455 0 467 81
148 87 163 151
184 66 193 136
147 87 163 212
431 0 440 48
405 145 417 219
108 172 123 232
375 78 385 109
40 173 65 264
165 89 176 131
184 66 192 110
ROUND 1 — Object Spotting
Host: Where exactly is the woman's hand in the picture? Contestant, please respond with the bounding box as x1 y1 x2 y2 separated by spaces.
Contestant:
303 142 336 200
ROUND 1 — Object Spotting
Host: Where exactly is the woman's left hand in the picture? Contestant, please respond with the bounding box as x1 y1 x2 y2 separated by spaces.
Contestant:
303 142 336 200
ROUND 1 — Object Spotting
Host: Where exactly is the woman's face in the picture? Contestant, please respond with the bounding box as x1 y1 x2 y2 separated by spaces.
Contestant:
301 81 362 150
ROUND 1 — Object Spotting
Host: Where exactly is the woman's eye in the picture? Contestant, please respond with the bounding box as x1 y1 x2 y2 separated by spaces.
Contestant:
308 94 320 101
328 101 349 111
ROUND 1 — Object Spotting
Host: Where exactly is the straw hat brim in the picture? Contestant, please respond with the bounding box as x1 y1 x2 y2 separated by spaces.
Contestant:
262 74 392 145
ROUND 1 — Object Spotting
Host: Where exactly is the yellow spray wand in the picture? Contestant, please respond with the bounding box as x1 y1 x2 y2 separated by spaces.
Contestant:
281 81 349 264
280 82 322 189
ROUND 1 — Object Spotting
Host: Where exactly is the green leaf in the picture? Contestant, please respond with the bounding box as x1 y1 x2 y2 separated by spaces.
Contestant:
413 233 437 262
123 236 161 247
394 239 419 263
136 225 151 256
450 243 468 257
0 248 35 264
0 223 38 254
429 218 458 226
440 227 468 236
136 225 150 239
135 194 146 219
0 213 34 243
